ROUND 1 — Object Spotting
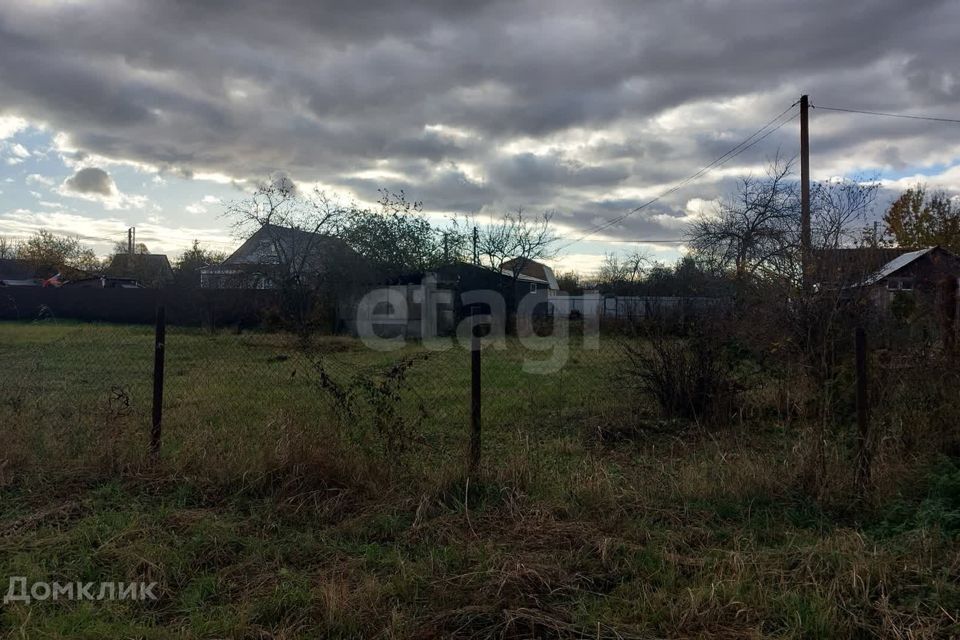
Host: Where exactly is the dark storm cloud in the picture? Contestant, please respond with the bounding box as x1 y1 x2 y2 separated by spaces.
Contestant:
1 0 958 241
488 154 630 193
63 167 115 196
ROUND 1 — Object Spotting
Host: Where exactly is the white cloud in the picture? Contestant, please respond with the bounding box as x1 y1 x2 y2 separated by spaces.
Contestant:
0 115 28 140
52 131 160 174
887 166 960 192
545 253 607 275
26 173 55 186
193 172 239 185
3 141 30 165
0 209 236 258
0 209 128 250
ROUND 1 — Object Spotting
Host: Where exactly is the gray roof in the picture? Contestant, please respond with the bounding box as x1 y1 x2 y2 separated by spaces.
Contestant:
858 247 934 286
107 253 174 281
0 259 39 280
222 224 350 266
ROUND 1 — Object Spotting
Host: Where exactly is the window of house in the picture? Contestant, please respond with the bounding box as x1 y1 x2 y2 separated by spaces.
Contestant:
529 283 538 292
255 240 280 264
886 278 915 291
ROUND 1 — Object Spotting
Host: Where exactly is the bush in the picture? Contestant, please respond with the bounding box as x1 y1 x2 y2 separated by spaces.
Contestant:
878 457 960 538
622 328 736 424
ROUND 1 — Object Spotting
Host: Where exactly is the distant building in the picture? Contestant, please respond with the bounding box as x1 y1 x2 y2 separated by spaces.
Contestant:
106 253 174 288
381 260 554 319
815 246 960 312
199 224 366 290
500 258 559 292
62 276 143 289
0 259 46 286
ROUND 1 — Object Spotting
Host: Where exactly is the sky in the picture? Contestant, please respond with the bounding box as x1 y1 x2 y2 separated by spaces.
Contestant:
0 0 958 275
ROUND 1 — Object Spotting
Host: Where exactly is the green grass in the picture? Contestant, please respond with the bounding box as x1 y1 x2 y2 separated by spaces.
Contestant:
1 320 958 638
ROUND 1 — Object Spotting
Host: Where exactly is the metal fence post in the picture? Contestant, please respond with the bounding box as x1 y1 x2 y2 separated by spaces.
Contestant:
151 305 166 458
469 307 481 473
855 325 870 495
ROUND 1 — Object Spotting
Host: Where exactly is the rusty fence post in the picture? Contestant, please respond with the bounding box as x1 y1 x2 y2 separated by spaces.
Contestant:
151 305 166 458
855 325 871 495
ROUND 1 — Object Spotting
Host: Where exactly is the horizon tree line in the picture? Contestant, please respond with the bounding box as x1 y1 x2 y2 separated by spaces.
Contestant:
2 169 955 294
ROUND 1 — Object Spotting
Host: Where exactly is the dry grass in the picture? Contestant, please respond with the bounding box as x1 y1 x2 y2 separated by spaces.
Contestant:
1 323 959 638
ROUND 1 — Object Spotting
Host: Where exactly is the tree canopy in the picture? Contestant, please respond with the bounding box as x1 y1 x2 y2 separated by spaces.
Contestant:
14 230 101 273
173 240 227 288
883 184 960 252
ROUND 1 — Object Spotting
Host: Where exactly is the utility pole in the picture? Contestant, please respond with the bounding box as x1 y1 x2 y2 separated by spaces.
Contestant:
128 227 134 255
472 226 479 265
800 94 811 291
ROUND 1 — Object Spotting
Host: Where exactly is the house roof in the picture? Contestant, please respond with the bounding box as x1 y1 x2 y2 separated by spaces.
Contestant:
812 247 920 285
107 253 174 281
389 261 516 288
222 224 350 266
0 258 40 281
859 248 936 286
500 258 559 289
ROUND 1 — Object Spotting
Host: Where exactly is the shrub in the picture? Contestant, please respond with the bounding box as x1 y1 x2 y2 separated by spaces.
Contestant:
622 328 735 424
878 457 960 537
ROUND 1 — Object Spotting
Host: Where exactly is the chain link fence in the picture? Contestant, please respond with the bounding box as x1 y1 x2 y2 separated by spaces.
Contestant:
0 312 643 479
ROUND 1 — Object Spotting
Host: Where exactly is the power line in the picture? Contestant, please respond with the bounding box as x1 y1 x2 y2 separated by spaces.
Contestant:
812 104 960 124
600 238 685 243
556 102 800 252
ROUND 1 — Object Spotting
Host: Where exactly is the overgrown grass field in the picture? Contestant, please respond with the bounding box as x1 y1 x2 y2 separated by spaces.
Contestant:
1 320 958 638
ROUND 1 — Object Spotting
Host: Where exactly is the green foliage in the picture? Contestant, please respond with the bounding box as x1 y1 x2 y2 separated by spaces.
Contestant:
173 240 227 288
890 290 917 321
15 229 102 273
883 183 960 252
879 458 960 538
311 349 435 457
339 190 466 278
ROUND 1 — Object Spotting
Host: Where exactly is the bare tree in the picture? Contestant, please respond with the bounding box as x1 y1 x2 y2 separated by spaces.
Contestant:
689 157 882 286
224 175 346 289
222 175 359 332
475 208 558 286
0 236 15 260
596 250 648 291
687 157 800 286
811 178 880 250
